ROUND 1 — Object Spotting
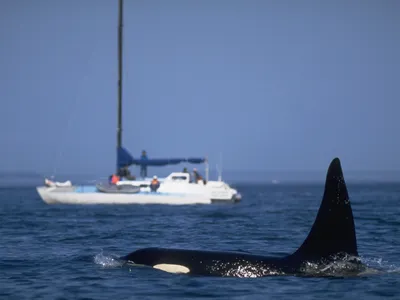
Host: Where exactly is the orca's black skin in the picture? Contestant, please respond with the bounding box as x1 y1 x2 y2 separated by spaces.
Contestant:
121 158 362 277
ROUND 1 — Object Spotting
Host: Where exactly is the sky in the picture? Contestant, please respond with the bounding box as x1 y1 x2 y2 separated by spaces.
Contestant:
0 0 399 179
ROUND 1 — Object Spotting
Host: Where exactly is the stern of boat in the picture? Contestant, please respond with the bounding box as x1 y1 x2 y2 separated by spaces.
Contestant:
231 189 242 203
206 181 242 204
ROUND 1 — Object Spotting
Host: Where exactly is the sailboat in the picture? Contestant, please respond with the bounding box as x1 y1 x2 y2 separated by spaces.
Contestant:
36 0 241 205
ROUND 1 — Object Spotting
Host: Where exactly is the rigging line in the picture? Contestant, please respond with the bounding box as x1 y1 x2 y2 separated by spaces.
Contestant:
51 34 101 178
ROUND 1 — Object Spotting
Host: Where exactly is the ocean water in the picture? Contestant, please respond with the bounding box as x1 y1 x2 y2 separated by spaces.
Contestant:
1 182 400 299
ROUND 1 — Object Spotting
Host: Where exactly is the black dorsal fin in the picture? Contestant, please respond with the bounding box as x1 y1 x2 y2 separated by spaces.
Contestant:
290 158 358 261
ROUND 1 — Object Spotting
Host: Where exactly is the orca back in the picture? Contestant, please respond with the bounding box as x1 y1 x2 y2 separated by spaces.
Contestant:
120 158 361 277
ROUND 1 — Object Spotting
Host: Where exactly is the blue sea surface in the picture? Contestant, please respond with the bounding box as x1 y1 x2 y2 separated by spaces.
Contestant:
1 181 400 299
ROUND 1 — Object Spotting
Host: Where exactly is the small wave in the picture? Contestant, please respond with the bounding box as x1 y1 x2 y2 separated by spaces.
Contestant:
299 254 400 277
361 256 400 274
93 250 123 268
299 254 364 277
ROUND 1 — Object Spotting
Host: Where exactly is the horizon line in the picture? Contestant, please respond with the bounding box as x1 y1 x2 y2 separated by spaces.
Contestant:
2 168 400 177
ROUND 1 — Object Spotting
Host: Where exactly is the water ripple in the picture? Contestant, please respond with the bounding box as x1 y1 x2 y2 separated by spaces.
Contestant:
0 183 399 299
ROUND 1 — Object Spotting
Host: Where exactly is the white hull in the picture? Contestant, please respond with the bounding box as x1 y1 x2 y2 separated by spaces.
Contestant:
36 187 218 205
36 186 241 205
37 172 241 205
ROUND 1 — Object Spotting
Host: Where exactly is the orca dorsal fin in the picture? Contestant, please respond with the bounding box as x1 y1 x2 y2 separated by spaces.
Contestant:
290 158 358 261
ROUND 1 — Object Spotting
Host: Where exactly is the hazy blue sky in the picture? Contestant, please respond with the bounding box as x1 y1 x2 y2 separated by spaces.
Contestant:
0 0 399 178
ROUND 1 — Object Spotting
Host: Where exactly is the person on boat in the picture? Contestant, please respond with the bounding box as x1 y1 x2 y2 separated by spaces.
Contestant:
117 166 136 180
140 150 148 179
183 167 192 182
150 175 160 192
192 168 204 184
109 174 120 185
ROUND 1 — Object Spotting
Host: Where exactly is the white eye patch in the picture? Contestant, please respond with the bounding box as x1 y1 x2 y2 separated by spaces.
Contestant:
153 264 190 274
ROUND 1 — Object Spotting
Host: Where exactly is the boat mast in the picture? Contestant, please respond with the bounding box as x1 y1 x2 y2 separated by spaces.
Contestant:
117 0 123 172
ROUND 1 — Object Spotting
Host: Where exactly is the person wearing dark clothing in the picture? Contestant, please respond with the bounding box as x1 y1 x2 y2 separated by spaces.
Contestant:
140 150 148 178
193 168 203 184
183 167 191 182
117 167 136 180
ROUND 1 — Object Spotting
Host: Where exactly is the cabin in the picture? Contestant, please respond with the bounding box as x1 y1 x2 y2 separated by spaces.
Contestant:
164 172 191 183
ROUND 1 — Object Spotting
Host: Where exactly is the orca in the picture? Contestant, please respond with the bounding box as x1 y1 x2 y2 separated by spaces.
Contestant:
120 158 364 277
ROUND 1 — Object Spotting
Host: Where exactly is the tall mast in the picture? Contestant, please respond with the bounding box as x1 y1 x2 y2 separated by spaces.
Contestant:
117 0 123 171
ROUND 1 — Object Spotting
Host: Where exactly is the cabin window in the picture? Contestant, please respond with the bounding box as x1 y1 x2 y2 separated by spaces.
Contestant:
171 176 187 181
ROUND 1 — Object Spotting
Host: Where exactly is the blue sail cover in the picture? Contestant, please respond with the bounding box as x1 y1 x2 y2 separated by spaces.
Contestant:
117 146 206 169
117 146 135 169
130 157 206 166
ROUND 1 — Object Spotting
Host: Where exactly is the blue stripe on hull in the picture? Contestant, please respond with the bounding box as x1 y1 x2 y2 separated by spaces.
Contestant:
74 185 187 197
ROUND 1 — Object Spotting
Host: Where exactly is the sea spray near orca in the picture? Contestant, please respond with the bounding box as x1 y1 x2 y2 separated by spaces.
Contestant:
120 158 365 277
